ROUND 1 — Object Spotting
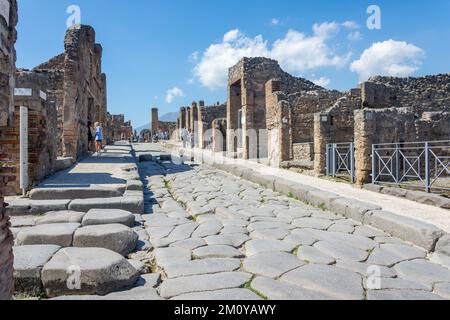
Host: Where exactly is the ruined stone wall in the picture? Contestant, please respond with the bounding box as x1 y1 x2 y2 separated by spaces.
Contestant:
355 75 450 185
0 0 17 301
227 57 322 159
62 25 107 159
158 121 177 137
110 114 125 142
313 89 361 174
0 70 58 195
211 118 227 152
198 103 226 149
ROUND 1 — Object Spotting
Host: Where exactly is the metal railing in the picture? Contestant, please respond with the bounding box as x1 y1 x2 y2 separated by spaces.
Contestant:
372 140 450 193
326 143 355 183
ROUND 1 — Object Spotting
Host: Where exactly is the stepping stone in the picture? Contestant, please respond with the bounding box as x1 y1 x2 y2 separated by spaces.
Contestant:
251 277 333 300
245 240 296 256
281 265 364 300
164 258 241 278
204 234 250 247
35 211 86 225
160 272 252 299
292 218 333 230
367 289 443 300
191 221 223 238
73 224 138 256
314 241 369 262
82 209 135 227
154 247 192 268
243 252 304 278
394 259 450 285
171 289 262 300
11 216 36 228
367 244 427 267
193 245 243 259
41 247 139 298
251 228 290 240
297 246 336 265
13 245 61 294
16 223 81 247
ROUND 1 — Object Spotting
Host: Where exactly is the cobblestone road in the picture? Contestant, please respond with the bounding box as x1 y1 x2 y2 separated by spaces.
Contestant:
139 156 450 300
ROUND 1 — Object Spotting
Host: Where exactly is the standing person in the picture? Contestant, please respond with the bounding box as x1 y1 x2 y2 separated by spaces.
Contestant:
94 122 104 153
87 121 94 153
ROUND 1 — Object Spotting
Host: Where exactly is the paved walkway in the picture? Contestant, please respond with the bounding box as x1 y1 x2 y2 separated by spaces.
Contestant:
136 143 450 300
165 142 450 233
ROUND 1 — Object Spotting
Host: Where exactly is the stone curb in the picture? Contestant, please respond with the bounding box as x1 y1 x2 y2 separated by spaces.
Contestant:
166 144 450 256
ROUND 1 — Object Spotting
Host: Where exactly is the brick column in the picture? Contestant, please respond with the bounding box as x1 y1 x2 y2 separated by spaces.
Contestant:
151 108 159 134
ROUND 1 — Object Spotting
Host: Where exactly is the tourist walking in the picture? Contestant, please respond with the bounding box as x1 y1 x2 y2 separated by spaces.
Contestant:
94 122 104 153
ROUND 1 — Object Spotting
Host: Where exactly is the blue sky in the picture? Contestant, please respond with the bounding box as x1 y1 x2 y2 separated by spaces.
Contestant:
16 0 450 128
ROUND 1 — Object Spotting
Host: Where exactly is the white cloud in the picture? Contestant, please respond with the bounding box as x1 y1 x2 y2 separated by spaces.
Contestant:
165 87 184 103
223 29 240 42
312 77 331 87
193 23 352 89
189 51 200 62
350 39 425 81
342 21 359 29
347 31 363 41
271 18 280 26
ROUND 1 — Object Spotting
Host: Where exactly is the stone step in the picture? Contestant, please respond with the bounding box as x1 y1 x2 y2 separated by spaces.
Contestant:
29 187 124 200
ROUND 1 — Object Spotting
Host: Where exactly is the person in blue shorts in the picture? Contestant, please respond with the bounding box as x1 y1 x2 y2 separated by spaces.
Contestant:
94 122 104 153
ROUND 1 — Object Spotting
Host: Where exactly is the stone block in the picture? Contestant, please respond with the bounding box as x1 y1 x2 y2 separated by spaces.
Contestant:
41 247 139 297
13 245 61 294
330 198 381 222
16 223 81 247
82 209 135 227
126 180 143 191
305 190 340 209
364 211 445 251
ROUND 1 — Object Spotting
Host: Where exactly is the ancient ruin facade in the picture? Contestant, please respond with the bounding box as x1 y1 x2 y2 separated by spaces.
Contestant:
198 102 226 149
108 114 134 142
0 0 17 300
30 25 108 159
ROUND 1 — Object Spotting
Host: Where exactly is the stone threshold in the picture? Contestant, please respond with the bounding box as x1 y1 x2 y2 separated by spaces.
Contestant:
162 142 450 257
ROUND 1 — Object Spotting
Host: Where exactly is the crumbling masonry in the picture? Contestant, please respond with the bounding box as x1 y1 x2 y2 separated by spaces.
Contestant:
0 0 17 300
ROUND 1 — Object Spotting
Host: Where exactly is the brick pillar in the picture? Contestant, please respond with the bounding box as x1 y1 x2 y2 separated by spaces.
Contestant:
151 108 159 134
314 113 332 175
354 109 375 186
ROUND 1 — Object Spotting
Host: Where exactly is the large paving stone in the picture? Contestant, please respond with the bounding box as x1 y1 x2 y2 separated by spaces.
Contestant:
292 218 333 230
35 211 86 225
82 209 135 227
73 224 138 256
367 243 427 267
364 210 444 251
434 283 450 299
171 289 261 300
41 247 139 298
164 258 241 278
297 246 335 265
204 234 250 247
170 238 206 250
13 245 61 294
251 228 290 241
394 259 450 284
167 222 199 242
251 277 333 300
16 223 80 247
436 235 450 256
363 277 432 291
367 289 443 300
193 245 243 259
301 229 377 251
281 265 364 300
335 260 397 279
191 221 223 238
154 247 192 268
243 252 304 278
314 241 369 263
245 240 296 256
160 272 252 299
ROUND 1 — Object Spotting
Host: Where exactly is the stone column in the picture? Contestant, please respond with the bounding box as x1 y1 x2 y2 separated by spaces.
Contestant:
185 107 191 132
151 108 159 134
